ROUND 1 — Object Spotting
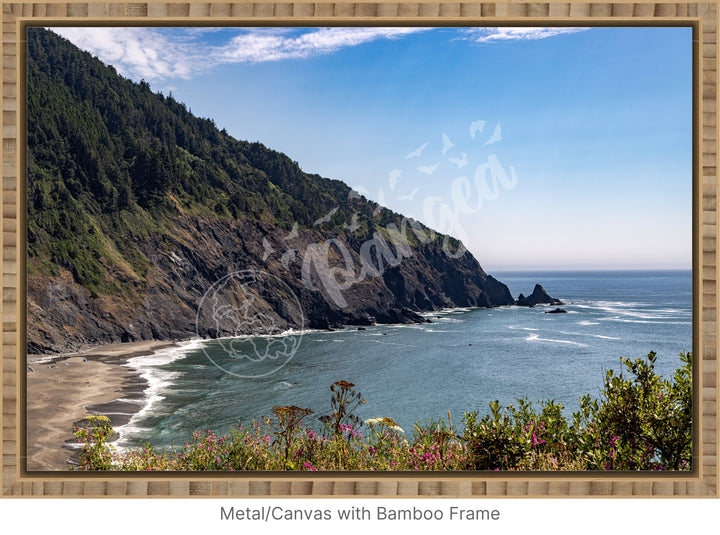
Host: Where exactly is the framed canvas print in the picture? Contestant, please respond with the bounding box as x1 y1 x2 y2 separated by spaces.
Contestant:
1 1 718 498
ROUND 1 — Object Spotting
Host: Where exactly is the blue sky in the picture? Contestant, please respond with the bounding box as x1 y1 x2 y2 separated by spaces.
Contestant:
50 26 692 271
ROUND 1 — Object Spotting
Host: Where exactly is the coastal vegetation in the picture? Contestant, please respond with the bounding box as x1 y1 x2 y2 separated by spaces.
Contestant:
28 27 513 355
73 351 692 471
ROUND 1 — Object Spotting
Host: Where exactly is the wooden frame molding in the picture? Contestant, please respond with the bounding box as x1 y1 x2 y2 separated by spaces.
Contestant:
1 1 717 497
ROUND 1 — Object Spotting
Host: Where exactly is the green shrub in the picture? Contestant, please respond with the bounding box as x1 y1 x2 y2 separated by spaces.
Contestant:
71 352 692 471
72 415 116 470
573 351 692 470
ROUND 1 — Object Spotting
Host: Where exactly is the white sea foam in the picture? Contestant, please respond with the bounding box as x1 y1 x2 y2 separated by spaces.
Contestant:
560 330 620 340
443 307 475 313
508 325 539 331
615 311 678 319
525 333 588 347
405 324 453 333
574 300 689 321
434 317 464 324
575 300 645 310
651 308 691 315
577 320 600 326
406 325 455 333
371 339 417 347
601 318 691 325
114 339 202 447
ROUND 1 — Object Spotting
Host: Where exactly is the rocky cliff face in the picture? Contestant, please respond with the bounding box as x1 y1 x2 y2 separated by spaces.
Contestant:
25 28 518 355
28 216 515 354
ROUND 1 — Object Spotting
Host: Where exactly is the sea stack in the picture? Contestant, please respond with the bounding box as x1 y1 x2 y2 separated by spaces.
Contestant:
516 284 563 307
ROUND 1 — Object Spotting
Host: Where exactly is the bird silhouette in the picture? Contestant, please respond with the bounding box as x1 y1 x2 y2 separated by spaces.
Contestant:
388 169 402 190
398 187 421 201
369 190 387 216
484 124 502 145
406 142 429 159
344 213 361 232
469 120 487 140
313 207 339 226
262 238 274 261
283 223 299 241
442 133 455 155
417 163 440 175
281 250 297 270
448 152 468 168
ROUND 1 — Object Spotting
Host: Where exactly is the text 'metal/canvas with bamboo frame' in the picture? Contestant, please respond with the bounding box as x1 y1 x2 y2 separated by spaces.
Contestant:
1 1 718 497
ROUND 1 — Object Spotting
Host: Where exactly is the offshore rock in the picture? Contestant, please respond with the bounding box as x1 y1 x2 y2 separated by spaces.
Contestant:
516 284 563 307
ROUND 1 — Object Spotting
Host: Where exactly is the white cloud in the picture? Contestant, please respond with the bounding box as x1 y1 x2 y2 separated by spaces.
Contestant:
49 27 430 83
462 27 588 43
48 26 587 84
51 27 205 81
219 27 427 63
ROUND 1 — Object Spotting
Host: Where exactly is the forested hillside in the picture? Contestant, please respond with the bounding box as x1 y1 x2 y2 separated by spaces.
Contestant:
27 28 514 353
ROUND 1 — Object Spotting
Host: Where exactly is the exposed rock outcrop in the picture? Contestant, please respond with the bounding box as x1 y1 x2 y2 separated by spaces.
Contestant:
27 217 514 353
516 284 563 307
25 28 518 355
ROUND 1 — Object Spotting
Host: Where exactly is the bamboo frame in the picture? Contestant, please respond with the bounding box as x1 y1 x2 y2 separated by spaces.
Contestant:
1 1 717 497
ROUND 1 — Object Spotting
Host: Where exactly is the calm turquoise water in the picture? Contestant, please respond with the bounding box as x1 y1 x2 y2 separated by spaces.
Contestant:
116 270 692 449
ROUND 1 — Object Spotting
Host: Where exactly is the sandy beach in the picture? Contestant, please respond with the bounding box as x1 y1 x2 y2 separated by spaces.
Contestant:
26 340 178 471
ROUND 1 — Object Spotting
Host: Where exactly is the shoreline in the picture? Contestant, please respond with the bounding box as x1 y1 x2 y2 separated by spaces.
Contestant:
25 303 563 472
26 317 464 471
26 340 178 471
25 305 563 472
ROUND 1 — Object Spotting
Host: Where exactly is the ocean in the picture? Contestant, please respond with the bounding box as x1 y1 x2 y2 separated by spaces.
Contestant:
115 270 692 450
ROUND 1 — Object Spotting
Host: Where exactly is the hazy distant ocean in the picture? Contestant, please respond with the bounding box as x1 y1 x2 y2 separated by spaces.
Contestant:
115 270 692 450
